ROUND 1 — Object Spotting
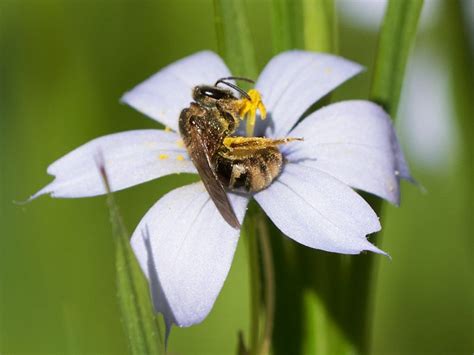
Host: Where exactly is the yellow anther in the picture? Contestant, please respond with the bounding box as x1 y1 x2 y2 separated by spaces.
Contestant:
164 126 172 132
176 139 184 148
159 154 169 160
238 89 267 137
176 155 185 161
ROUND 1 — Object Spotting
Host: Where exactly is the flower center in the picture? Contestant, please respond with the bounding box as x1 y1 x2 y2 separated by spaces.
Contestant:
237 89 267 137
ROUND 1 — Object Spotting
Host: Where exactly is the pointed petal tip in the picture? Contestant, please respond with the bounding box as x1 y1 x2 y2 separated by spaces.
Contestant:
365 242 390 258
357 235 390 258
406 175 426 194
13 196 35 206
163 317 173 351
27 183 54 202
119 91 130 105
288 100 412 206
13 184 52 205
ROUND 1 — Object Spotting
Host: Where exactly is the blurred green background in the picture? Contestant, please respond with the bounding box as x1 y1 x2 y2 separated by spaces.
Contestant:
1 0 472 354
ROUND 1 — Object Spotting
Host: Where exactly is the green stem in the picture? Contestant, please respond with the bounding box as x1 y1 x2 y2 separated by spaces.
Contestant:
443 0 474 241
370 0 424 117
98 160 162 355
271 0 303 52
297 1 423 354
302 0 337 53
245 212 261 354
256 214 275 355
349 0 424 353
213 0 257 78
213 3 262 354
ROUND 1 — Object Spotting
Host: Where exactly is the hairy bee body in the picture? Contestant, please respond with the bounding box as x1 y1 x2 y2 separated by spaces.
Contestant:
179 86 282 194
178 82 292 228
179 102 229 155
215 147 282 192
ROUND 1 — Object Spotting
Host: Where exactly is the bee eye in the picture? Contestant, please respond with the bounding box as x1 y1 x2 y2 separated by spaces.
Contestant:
203 88 228 100
193 85 235 106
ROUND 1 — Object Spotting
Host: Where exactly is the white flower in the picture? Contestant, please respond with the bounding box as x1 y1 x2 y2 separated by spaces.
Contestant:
32 51 411 331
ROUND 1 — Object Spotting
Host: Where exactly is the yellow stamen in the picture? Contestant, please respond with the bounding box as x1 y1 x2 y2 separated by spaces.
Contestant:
164 126 172 132
176 139 184 148
237 89 267 136
159 154 169 160
176 154 185 161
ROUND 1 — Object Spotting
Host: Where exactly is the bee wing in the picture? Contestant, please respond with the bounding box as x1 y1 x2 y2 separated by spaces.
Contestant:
188 123 241 229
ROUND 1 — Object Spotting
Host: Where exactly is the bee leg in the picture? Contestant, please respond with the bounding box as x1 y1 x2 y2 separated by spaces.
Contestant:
222 136 303 151
228 164 247 188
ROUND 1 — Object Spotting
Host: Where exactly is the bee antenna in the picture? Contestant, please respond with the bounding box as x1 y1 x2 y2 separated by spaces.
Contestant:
215 77 254 100
217 81 251 100
215 76 255 85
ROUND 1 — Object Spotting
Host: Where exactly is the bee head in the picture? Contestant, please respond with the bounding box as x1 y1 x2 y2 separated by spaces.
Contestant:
192 85 236 107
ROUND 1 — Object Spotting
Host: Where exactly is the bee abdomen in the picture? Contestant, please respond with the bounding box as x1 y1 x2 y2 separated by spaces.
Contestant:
215 148 283 192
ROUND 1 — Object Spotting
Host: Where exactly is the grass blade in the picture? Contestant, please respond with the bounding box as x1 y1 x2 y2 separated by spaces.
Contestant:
271 0 303 52
370 0 424 117
213 0 257 77
97 157 163 355
302 0 337 53
348 1 424 354
213 3 260 353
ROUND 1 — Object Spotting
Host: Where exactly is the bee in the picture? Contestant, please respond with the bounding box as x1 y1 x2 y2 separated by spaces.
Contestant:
179 77 301 228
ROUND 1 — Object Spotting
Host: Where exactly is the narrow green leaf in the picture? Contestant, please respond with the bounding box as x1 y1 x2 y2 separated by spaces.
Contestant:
302 0 337 53
443 0 473 251
271 0 303 52
269 1 341 354
299 2 345 354
244 209 261 353
370 0 424 117
213 3 260 353
213 0 257 78
347 2 424 354
98 161 163 355
299 1 423 355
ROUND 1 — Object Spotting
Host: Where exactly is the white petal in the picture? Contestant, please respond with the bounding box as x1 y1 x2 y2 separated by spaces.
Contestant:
131 183 248 329
121 51 232 131
32 130 196 199
285 100 412 205
255 164 385 255
255 50 363 137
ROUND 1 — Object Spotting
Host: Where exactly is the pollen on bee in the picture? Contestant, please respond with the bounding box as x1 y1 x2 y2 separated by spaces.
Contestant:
176 155 185 161
159 154 169 160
